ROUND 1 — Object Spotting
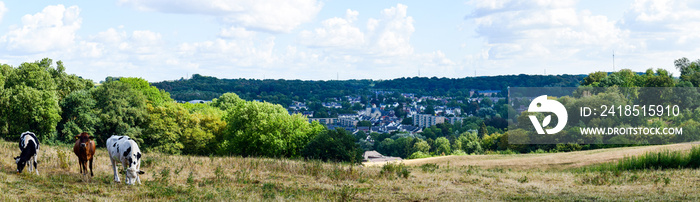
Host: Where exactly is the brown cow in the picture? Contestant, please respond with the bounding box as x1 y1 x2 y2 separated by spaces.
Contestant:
73 132 96 176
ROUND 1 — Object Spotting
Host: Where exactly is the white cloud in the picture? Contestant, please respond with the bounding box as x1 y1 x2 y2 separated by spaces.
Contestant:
0 2 7 23
219 26 256 39
367 4 415 56
0 5 81 54
297 4 420 59
293 4 455 78
469 0 628 61
620 0 700 50
178 37 277 68
298 9 364 49
462 0 700 76
117 0 323 33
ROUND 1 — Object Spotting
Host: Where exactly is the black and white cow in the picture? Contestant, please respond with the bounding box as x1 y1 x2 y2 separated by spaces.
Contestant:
15 131 39 175
106 135 145 185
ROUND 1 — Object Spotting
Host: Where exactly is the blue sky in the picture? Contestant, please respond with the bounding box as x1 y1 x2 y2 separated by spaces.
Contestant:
0 0 698 82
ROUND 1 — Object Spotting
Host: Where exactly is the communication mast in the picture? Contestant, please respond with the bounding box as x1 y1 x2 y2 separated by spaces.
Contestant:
613 50 615 72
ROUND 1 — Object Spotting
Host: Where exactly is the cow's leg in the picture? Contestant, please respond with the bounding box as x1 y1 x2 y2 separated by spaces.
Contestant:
110 158 120 183
89 158 94 177
123 162 131 185
136 164 141 185
26 157 32 173
80 160 85 175
33 154 38 175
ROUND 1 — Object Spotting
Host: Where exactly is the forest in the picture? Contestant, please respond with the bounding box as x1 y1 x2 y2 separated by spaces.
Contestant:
152 73 586 105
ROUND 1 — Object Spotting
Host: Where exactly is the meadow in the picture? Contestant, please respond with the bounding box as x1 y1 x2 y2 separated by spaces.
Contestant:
1 139 700 201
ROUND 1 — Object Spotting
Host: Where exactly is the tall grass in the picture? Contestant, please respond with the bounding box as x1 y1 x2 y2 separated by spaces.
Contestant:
586 146 700 172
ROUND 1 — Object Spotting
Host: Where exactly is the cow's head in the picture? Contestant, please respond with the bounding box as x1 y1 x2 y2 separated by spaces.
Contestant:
125 167 145 185
74 132 94 149
124 151 144 185
14 156 26 173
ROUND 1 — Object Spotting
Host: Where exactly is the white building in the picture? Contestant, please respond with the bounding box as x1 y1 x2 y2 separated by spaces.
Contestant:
412 114 446 128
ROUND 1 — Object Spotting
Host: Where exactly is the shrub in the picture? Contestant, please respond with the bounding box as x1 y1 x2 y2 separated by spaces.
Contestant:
452 150 467 155
379 163 410 179
588 146 700 172
57 149 70 170
419 163 439 173
219 99 325 158
302 128 364 164
408 151 431 159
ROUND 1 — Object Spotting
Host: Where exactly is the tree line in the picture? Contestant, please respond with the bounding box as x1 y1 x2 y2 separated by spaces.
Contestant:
152 73 586 106
0 58 362 163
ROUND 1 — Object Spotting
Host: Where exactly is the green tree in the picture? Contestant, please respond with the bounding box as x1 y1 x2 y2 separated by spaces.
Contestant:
412 139 430 154
644 69 675 87
218 98 325 157
211 93 245 112
92 80 148 145
580 71 607 86
142 102 187 154
357 120 372 127
120 77 173 106
1 85 61 141
478 122 488 138
302 128 363 163
180 105 226 155
392 137 415 158
457 132 483 154
401 117 413 125
44 59 94 100
394 103 407 118
58 90 98 143
424 105 435 115
434 137 451 155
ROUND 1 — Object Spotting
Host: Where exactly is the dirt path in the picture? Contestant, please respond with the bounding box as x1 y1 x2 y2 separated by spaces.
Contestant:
363 142 700 170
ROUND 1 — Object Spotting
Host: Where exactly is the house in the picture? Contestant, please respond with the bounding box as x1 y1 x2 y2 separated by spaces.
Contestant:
363 151 402 163
187 100 211 104
399 125 422 134
302 111 314 117
412 114 446 128
470 89 502 97
322 102 342 109
289 102 308 110
338 115 359 127
308 118 339 125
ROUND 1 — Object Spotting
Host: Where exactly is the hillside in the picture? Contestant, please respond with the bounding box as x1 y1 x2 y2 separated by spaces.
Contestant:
151 74 586 103
365 142 700 169
2 139 700 200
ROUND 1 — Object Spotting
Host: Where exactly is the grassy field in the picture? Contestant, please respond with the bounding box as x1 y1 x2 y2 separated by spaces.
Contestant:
1 139 700 201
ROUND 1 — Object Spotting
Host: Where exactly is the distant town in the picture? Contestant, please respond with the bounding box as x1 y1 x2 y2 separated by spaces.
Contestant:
182 89 506 136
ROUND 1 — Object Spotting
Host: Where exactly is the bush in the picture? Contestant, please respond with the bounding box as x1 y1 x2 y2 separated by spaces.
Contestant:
588 146 700 172
419 163 439 173
464 141 484 154
379 163 410 179
302 128 364 164
452 150 467 155
434 137 451 155
219 99 325 157
408 151 431 159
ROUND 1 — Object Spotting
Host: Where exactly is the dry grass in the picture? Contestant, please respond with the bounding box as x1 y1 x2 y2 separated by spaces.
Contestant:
0 139 699 201
366 142 700 170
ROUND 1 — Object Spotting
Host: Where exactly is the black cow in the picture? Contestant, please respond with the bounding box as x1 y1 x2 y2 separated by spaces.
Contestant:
15 131 39 175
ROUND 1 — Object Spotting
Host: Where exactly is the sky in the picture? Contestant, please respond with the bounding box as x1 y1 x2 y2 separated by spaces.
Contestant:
1 0 700 82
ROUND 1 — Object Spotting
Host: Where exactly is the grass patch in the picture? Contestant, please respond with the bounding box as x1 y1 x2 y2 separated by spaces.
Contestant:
419 163 439 173
379 163 410 179
1 140 700 200
584 146 700 172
